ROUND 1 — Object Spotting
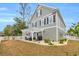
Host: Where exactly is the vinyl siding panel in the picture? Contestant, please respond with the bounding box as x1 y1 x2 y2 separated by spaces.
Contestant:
56 12 65 30
43 27 57 41
58 28 65 40
31 6 55 21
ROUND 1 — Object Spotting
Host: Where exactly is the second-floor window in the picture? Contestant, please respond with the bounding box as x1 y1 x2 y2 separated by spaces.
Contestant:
35 22 37 27
49 16 52 24
38 10 40 17
39 20 41 26
32 23 34 27
36 9 42 17
44 17 49 25
40 9 42 15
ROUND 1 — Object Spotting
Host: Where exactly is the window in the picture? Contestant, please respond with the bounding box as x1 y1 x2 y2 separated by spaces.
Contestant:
49 16 52 24
47 17 49 24
32 23 34 27
44 18 46 25
38 10 40 17
40 9 42 15
36 11 38 17
36 9 42 17
39 20 41 26
53 14 56 22
35 22 37 27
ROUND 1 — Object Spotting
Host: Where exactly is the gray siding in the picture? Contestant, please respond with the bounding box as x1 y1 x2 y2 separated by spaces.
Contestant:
43 27 65 42
58 28 65 40
37 22 56 29
37 6 54 18
56 12 65 30
26 5 66 42
43 27 57 41
32 6 54 21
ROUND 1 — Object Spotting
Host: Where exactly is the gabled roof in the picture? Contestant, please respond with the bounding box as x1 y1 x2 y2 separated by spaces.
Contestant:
29 4 56 23
29 4 66 27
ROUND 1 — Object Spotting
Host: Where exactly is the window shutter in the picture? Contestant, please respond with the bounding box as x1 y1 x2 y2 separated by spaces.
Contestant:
44 18 46 25
47 17 49 24
53 14 56 22
36 11 38 17
40 9 42 15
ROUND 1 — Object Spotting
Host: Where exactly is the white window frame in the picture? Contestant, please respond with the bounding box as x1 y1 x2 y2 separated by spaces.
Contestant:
38 10 40 17
50 15 53 24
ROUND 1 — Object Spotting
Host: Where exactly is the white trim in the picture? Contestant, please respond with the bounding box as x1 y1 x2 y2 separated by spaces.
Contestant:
42 26 56 30
43 26 65 32
31 32 33 41
22 26 65 33
58 27 65 32
31 16 54 28
56 13 58 41
31 13 53 23
38 4 57 10
22 25 65 41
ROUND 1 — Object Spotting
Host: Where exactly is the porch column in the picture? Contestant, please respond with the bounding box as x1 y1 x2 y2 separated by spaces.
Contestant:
32 32 34 41
42 30 43 40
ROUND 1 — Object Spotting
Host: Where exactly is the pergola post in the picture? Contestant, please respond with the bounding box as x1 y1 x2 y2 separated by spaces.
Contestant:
41 30 43 40
31 32 34 41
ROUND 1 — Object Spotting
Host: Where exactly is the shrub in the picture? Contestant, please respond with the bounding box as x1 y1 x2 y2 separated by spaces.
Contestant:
44 38 53 45
48 42 53 45
59 39 64 44
52 40 54 42
59 38 68 44
44 38 51 43
64 38 67 41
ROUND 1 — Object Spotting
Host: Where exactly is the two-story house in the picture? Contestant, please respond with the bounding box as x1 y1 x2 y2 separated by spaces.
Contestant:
22 4 66 42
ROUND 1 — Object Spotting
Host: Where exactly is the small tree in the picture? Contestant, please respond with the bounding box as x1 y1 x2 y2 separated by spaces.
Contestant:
4 25 13 39
14 17 27 29
3 3 31 38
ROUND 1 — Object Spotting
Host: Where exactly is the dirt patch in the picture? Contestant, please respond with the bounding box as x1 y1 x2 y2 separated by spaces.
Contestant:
0 40 79 56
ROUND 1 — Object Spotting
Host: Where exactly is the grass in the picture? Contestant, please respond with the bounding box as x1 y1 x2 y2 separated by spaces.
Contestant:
0 40 79 56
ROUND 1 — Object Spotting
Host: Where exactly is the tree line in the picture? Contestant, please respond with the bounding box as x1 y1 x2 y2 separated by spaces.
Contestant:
67 22 79 37
3 3 30 36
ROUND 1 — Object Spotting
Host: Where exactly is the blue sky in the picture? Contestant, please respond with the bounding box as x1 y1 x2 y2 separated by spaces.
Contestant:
0 3 79 32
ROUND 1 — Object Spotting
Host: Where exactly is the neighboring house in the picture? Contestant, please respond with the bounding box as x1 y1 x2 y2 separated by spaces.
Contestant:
22 4 66 42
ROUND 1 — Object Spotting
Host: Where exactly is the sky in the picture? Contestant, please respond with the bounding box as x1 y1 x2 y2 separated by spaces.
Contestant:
0 3 79 32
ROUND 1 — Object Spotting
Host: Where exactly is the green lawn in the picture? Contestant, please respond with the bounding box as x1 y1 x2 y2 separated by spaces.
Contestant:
0 40 79 56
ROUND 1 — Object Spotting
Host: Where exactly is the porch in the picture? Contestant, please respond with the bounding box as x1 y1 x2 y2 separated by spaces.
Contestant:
22 28 44 41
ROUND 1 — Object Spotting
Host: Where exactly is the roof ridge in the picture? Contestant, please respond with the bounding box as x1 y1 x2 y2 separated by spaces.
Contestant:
38 4 57 10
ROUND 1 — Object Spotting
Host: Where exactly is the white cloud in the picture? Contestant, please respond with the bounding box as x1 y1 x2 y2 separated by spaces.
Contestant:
0 7 8 11
0 13 16 17
0 7 16 17
0 17 15 22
